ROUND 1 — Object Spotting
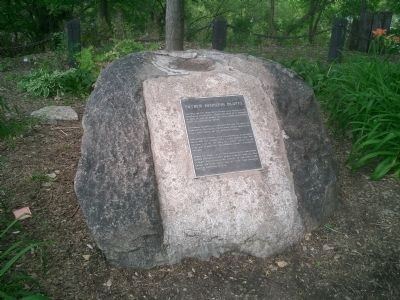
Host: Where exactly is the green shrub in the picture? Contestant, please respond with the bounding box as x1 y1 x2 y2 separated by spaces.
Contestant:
286 56 400 180
321 56 400 180
0 219 49 299
19 68 94 98
282 58 328 93
97 39 160 62
76 47 97 75
19 40 160 99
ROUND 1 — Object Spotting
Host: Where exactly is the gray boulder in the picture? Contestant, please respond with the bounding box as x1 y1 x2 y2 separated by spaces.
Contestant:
75 50 337 268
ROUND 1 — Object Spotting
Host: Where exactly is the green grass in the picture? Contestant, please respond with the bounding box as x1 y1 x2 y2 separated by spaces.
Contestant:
0 218 49 299
286 55 400 180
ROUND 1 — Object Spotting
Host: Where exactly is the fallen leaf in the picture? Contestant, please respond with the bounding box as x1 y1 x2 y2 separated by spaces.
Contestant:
13 207 32 220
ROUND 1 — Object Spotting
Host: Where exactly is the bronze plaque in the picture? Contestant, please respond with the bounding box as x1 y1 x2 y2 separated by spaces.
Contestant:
181 95 262 177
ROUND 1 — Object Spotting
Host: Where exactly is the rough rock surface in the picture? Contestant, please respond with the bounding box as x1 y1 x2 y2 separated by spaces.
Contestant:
75 50 337 268
31 106 78 122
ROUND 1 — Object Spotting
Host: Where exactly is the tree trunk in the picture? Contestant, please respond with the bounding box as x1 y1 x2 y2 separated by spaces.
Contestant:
360 0 367 14
268 0 276 36
99 0 111 28
165 0 184 51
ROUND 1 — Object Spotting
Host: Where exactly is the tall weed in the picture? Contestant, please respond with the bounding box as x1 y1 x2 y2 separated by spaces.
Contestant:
0 219 49 299
321 56 400 179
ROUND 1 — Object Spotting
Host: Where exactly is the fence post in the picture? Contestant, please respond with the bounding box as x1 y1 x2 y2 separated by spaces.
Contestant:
212 16 227 51
357 11 373 52
381 12 393 32
328 18 348 62
66 19 81 66
348 18 360 50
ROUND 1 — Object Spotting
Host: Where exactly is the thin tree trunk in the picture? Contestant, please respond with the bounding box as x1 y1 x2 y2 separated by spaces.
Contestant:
360 0 367 14
99 0 111 28
268 0 276 36
165 0 184 51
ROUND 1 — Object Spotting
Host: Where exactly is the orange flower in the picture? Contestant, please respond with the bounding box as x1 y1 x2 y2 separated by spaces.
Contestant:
372 28 387 37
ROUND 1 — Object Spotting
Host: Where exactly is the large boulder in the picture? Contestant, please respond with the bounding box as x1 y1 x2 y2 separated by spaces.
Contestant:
75 50 337 268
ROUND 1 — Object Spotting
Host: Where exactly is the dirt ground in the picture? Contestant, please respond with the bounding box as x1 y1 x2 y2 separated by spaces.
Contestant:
0 53 399 300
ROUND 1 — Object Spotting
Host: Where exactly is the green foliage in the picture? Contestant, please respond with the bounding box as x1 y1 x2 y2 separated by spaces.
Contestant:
369 33 400 56
18 39 160 99
0 59 12 72
287 56 400 180
76 47 96 74
0 219 49 299
283 58 329 93
30 172 51 184
19 68 93 98
97 39 159 62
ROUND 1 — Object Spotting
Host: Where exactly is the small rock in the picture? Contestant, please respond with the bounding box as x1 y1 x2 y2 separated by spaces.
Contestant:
42 182 52 187
86 244 94 250
82 255 91 261
304 233 311 241
276 260 289 268
187 272 194 278
104 279 112 287
268 264 278 271
54 170 61 174
46 172 57 179
323 244 334 251
31 106 78 123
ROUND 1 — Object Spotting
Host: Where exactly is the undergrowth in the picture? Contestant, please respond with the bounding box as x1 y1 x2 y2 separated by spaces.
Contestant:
286 55 400 180
0 96 35 139
0 217 49 299
19 39 160 99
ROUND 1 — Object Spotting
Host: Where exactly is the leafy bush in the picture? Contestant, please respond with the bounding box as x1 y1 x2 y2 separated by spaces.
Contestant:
282 58 328 93
19 40 159 99
369 28 400 55
322 57 400 180
287 56 400 180
76 47 97 76
0 219 49 299
97 39 160 62
19 68 94 98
